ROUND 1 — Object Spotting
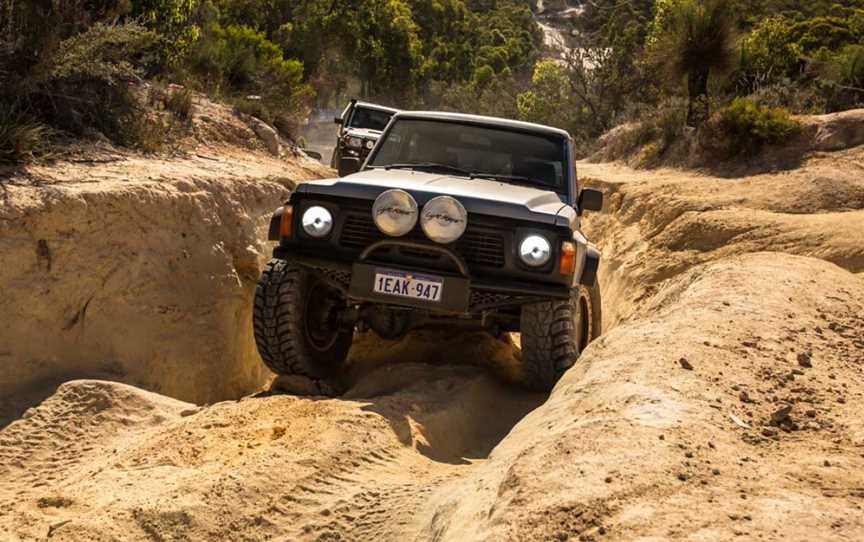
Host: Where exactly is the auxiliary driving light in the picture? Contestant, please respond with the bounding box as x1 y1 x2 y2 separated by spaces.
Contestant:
372 189 418 237
301 206 333 238
365 139 375 150
519 235 552 267
421 196 467 244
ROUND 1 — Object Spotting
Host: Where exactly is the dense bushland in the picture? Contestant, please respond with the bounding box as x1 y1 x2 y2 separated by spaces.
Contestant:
1 0 863 166
0 0 541 163
515 0 864 161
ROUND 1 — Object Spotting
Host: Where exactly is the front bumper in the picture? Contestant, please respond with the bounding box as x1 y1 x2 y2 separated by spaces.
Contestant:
278 251 571 314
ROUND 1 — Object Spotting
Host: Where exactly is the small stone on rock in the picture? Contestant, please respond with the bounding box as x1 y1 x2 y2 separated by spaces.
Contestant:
797 352 813 368
679 357 694 370
770 405 793 425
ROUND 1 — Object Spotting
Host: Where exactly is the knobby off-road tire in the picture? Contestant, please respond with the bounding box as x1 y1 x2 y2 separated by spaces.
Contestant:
253 259 353 381
519 283 602 392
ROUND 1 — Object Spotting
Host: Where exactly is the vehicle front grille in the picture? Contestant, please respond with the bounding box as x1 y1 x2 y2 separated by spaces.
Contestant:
340 212 506 268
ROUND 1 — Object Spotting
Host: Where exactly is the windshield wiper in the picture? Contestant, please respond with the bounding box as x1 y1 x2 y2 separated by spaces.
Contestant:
381 162 473 177
469 172 552 190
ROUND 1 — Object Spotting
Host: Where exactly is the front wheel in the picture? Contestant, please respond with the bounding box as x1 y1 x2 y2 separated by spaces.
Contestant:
253 259 353 382
518 283 602 392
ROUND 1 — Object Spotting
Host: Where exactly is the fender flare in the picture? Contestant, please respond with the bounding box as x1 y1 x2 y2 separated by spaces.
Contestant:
571 230 601 287
580 243 600 287
267 206 285 241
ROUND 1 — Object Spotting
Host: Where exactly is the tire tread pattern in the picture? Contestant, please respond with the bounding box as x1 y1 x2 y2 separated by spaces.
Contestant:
520 284 602 392
253 259 351 381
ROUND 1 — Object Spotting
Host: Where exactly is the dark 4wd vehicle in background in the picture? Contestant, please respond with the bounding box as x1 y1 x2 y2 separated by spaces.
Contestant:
255 111 604 392
331 100 398 176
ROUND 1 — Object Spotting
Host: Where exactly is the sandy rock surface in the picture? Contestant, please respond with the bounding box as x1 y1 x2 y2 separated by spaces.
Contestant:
0 147 328 412
579 145 864 328
2 126 864 540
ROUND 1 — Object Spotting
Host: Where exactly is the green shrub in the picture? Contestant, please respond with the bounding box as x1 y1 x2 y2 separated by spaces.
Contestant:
824 44 864 88
183 23 312 131
39 22 158 145
593 98 689 164
128 114 184 154
516 60 572 127
748 81 827 114
187 24 303 90
737 16 801 86
791 16 857 56
130 0 200 65
701 97 799 158
0 107 51 165
0 20 160 155
164 88 195 123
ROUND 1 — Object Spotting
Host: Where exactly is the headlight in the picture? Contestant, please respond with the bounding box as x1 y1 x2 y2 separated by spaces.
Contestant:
347 136 362 148
365 139 375 150
373 189 418 237
301 206 333 238
519 235 552 267
421 196 467 244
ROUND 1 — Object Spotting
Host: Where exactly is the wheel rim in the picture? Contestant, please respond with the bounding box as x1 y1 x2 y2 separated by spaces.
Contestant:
576 289 591 353
304 281 344 352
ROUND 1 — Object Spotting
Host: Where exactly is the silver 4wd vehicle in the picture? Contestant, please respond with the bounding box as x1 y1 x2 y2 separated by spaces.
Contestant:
331 100 398 176
255 111 604 392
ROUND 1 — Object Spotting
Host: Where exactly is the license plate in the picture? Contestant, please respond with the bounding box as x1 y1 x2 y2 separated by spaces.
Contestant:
373 269 443 302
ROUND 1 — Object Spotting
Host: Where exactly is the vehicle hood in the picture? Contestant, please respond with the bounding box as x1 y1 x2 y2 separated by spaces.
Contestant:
342 127 382 139
296 169 570 226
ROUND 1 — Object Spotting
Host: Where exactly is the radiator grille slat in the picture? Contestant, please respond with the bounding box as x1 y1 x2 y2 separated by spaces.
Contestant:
340 213 506 268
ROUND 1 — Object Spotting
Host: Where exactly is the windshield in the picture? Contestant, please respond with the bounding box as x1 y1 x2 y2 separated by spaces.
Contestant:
368 119 569 194
348 107 394 131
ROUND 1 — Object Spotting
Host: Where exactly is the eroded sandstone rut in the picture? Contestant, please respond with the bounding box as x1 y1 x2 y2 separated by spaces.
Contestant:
0 149 328 417
2 146 864 541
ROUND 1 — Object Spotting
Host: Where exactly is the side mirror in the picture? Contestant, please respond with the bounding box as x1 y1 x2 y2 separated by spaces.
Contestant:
334 117 343 125
338 156 361 177
578 188 603 213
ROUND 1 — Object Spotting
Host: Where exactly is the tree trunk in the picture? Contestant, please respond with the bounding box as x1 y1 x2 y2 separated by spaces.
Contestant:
687 68 710 127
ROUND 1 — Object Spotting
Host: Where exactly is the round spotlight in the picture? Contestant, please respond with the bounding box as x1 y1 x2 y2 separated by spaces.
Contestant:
421 196 467 244
302 206 333 238
365 139 375 150
519 235 552 267
372 189 418 237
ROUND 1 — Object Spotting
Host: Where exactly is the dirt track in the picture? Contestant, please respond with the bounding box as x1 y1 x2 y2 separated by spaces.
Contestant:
2 127 864 540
